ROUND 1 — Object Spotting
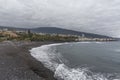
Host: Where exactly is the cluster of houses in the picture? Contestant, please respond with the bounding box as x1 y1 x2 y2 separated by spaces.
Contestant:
0 28 117 42
75 37 116 42
0 28 18 38
38 32 116 41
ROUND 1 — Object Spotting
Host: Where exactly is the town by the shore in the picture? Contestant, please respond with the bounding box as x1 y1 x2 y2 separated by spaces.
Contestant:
0 28 117 42
0 28 118 80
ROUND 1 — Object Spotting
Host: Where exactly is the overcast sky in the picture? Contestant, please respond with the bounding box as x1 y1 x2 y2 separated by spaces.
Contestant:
0 0 120 37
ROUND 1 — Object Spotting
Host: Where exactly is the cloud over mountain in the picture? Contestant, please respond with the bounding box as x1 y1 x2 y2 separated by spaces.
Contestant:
0 0 120 37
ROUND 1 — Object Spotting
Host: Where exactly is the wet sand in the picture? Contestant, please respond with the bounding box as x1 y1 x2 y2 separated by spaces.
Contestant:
0 41 57 80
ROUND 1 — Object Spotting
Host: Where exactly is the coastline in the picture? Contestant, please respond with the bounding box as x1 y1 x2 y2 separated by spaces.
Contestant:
0 41 57 80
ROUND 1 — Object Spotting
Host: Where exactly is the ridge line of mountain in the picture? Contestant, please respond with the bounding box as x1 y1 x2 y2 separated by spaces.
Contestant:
0 26 114 38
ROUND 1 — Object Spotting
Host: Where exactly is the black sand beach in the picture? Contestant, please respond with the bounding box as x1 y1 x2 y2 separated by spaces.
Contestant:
0 41 57 80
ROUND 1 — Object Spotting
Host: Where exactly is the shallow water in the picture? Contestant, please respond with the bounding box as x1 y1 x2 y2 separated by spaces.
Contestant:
30 42 120 80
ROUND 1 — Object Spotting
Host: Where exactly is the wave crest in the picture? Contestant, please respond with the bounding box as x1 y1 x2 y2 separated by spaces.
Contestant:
30 43 119 80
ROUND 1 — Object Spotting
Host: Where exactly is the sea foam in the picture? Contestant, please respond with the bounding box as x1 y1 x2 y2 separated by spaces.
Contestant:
30 43 119 80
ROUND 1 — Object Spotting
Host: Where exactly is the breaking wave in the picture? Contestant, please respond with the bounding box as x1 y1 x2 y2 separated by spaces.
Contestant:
30 43 120 80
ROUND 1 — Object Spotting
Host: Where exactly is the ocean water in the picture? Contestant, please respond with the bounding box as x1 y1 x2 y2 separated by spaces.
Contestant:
30 42 120 80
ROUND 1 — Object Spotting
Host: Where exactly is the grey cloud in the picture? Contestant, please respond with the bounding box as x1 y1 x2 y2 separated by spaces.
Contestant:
0 0 120 37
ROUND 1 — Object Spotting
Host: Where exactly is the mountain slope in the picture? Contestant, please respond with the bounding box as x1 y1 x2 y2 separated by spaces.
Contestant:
0 26 111 38
30 27 111 38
